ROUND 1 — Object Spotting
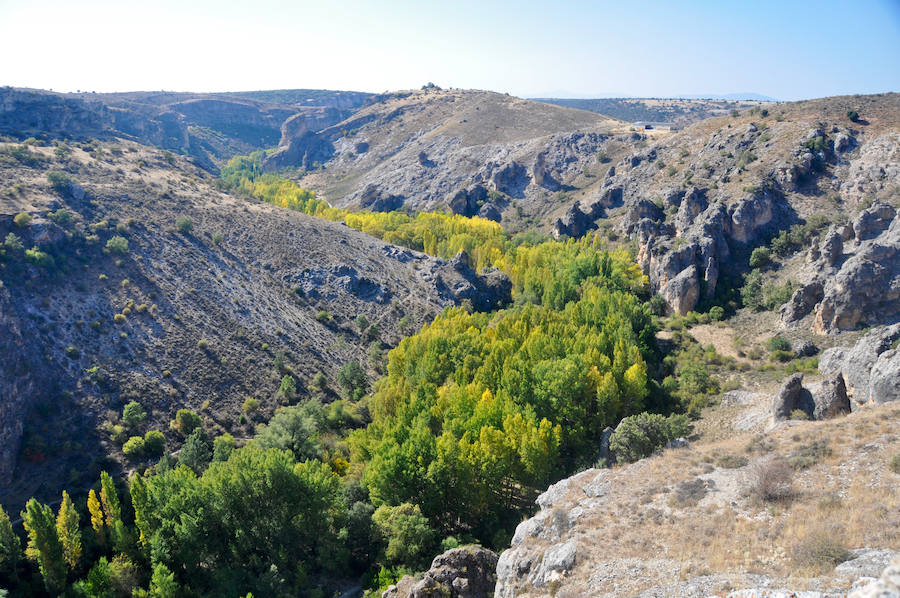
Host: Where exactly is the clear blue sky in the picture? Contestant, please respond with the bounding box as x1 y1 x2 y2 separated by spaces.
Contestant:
1 0 898 100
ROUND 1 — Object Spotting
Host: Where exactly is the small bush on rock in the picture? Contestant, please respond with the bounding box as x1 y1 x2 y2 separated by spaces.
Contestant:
609 412 692 463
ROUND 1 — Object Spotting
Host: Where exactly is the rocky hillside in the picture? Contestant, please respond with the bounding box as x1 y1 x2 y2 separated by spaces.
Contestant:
533 97 769 127
554 93 900 327
0 137 508 509
496 397 900 597
264 88 642 229
0 87 367 170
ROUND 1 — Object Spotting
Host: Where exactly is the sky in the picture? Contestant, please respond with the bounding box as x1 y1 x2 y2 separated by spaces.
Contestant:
1 0 898 101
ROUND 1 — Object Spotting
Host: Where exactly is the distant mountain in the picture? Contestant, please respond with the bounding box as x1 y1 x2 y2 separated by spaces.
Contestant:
675 92 780 102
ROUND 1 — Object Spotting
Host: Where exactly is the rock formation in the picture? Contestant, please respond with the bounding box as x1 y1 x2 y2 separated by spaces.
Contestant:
383 546 498 598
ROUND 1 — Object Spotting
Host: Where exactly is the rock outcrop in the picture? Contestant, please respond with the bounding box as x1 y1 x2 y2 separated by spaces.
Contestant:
771 373 815 420
383 546 498 598
819 324 900 407
849 554 900 598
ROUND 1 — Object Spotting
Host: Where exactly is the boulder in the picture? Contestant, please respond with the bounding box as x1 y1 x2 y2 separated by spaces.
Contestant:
771 373 814 420
780 282 824 324
794 339 819 357
659 266 700 316
383 546 499 598
821 228 844 266
848 554 900 598
816 324 900 407
552 204 594 239
869 349 900 404
812 373 850 419
853 202 896 241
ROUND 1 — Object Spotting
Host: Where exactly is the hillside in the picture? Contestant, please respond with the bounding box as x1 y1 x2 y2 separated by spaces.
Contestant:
263 88 638 229
532 97 771 126
0 137 507 510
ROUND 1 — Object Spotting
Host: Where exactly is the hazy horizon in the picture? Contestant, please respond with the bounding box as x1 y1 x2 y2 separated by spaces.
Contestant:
1 0 898 101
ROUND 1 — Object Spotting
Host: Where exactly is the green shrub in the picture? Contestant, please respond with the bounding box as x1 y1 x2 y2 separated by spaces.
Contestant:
170 409 201 437
114 313 127 324
765 336 792 352
242 397 259 414
337 361 368 401
3 233 23 253
122 401 147 429
196 339 208 350
143 430 166 457
771 350 796 363
175 216 193 234
13 212 32 227
212 434 235 462
748 247 771 269
122 436 145 459
846 110 859 122
49 209 72 227
609 413 692 463
24 246 54 269
105 236 129 254
316 310 332 324
279 375 297 398
708 306 725 321
46 171 73 193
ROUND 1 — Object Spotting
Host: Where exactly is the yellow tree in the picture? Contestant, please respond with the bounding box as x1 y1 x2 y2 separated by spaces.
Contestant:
87 488 106 548
55 491 82 570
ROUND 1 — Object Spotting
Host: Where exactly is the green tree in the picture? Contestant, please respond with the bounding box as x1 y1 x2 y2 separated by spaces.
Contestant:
178 428 213 474
608 412 692 463
254 403 321 462
0 504 21 579
149 563 179 598
122 436 146 460
21 498 66 594
337 361 367 400
748 247 771 269
55 491 82 570
175 216 193 234
372 503 438 570
3 233 23 254
212 434 236 462
105 235 129 255
279 375 297 398
13 212 32 228
170 409 201 437
143 430 166 457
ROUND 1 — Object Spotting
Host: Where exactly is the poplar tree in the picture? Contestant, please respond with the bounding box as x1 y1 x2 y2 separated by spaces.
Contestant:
55 491 82 570
21 499 66 594
87 489 106 548
0 504 21 580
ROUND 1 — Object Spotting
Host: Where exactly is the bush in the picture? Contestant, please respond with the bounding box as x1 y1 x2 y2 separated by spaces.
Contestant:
890 454 900 474
212 434 235 462
242 397 259 415
279 375 297 398
337 361 368 401
143 430 166 457
765 336 792 352
316 310 332 324
749 458 794 502
122 436 145 459
846 110 859 122
708 306 725 321
46 171 73 194
105 236 129 254
122 401 147 429
792 523 851 572
170 409 201 437
608 413 693 463
24 246 54 269
114 313 127 324
175 216 193 234
13 212 32 227
748 247 771 269
196 339 208 350
3 233 23 253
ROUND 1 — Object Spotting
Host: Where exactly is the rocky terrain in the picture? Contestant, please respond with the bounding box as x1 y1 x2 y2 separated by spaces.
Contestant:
533 97 770 127
553 93 900 325
264 88 640 228
1 87 368 170
495 398 899 597
0 137 508 509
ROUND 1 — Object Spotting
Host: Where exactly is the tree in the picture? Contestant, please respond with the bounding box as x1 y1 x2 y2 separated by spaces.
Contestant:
21 498 66 594
337 361 367 400
143 430 166 457
99 472 123 552
105 235 129 255
122 401 147 430
372 503 438 570
123 436 146 460
0 504 21 579
87 489 106 548
178 428 213 474
56 491 82 570
13 212 31 228
608 412 692 463
748 247 771 269
149 563 179 597
254 404 321 462
170 409 201 437
212 434 236 462
279 375 297 398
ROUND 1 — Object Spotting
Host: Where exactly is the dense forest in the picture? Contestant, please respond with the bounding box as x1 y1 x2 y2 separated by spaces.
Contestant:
0 157 691 598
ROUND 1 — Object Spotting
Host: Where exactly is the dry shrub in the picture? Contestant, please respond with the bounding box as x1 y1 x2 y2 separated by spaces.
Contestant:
792 522 851 572
749 457 794 502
